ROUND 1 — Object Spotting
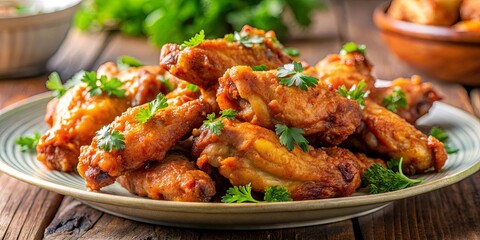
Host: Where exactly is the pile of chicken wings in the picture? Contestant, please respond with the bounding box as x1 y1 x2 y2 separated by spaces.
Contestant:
36 26 447 202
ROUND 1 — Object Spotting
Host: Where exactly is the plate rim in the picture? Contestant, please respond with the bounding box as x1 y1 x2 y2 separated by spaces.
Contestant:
0 92 479 214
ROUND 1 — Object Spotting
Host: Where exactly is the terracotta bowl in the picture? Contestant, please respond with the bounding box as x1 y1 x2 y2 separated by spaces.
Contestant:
374 2 480 86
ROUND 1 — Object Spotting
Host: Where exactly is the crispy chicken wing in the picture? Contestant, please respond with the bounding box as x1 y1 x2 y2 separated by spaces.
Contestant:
165 80 201 106
78 99 209 191
371 75 442 123
37 64 167 172
193 120 362 200
217 66 362 146
117 153 216 202
388 0 462 26
314 52 376 93
160 26 292 88
348 99 447 175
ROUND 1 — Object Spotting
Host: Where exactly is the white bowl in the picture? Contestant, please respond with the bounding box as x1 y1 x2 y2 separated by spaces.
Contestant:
0 0 81 78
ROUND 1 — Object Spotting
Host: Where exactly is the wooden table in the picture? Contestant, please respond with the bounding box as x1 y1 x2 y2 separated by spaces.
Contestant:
1 1 479 239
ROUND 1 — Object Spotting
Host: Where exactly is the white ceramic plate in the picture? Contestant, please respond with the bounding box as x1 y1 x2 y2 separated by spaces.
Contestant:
0 93 479 229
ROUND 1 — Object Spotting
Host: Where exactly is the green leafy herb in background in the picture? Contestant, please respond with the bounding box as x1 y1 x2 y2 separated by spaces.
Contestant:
186 83 200 92
15 132 41 152
251 64 267 71
74 0 324 48
46 71 84 98
222 183 292 203
429 127 459 154
224 31 263 48
157 76 175 92
340 42 366 55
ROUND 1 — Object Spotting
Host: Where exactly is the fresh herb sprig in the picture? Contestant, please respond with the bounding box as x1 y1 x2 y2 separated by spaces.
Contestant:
135 93 168 124
81 71 126 98
275 124 309 152
362 157 424 194
221 183 292 203
15 132 41 152
202 109 237 135
96 125 125 152
251 65 267 71
117 56 144 70
277 62 318 91
225 31 264 48
46 71 84 98
429 127 459 154
157 76 175 93
180 30 205 50
340 42 366 55
186 83 200 92
382 88 407 113
337 80 369 108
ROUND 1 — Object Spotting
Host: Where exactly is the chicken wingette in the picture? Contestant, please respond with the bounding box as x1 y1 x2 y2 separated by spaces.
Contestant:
37 63 169 172
193 120 363 200
217 66 362 146
160 25 293 88
78 99 209 191
117 152 216 202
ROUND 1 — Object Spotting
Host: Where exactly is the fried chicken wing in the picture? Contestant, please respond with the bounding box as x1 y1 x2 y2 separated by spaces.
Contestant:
117 153 216 202
314 52 376 93
165 80 201 106
388 0 462 26
348 99 447 175
217 66 362 146
37 64 167 172
193 120 362 200
371 75 442 123
460 0 480 21
78 99 209 191
160 26 292 88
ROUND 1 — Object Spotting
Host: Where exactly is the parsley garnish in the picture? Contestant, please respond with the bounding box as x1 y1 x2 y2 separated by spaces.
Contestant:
429 127 459 154
283 47 300 57
224 31 264 48
46 72 67 98
362 157 424 194
186 83 199 92
81 71 126 98
221 183 292 203
117 56 144 70
251 65 267 71
96 125 125 151
157 76 175 92
15 132 41 152
275 124 309 152
202 109 237 135
180 30 205 50
276 62 318 91
340 42 366 55
382 88 407 113
135 93 168 124
337 80 369 108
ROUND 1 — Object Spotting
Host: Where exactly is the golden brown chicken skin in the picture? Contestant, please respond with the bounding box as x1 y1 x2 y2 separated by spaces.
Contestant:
117 153 216 202
193 120 362 200
461 0 480 21
160 26 292 88
37 63 167 172
217 66 362 146
78 99 209 191
347 99 447 175
314 52 376 93
165 80 201 106
371 75 442 124
388 0 462 26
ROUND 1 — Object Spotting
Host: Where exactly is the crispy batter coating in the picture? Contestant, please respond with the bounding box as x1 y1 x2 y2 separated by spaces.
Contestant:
348 99 447 175
165 80 201 106
37 64 166 172
388 0 462 26
217 66 362 146
352 152 387 175
117 153 216 202
160 26 292 88
314 52 376 93
193 120 362 200
78 100 209 191
371 75 442 123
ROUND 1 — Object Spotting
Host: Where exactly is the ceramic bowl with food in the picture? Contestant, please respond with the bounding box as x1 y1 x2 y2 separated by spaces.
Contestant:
0 0 81 78
374 2 480 86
